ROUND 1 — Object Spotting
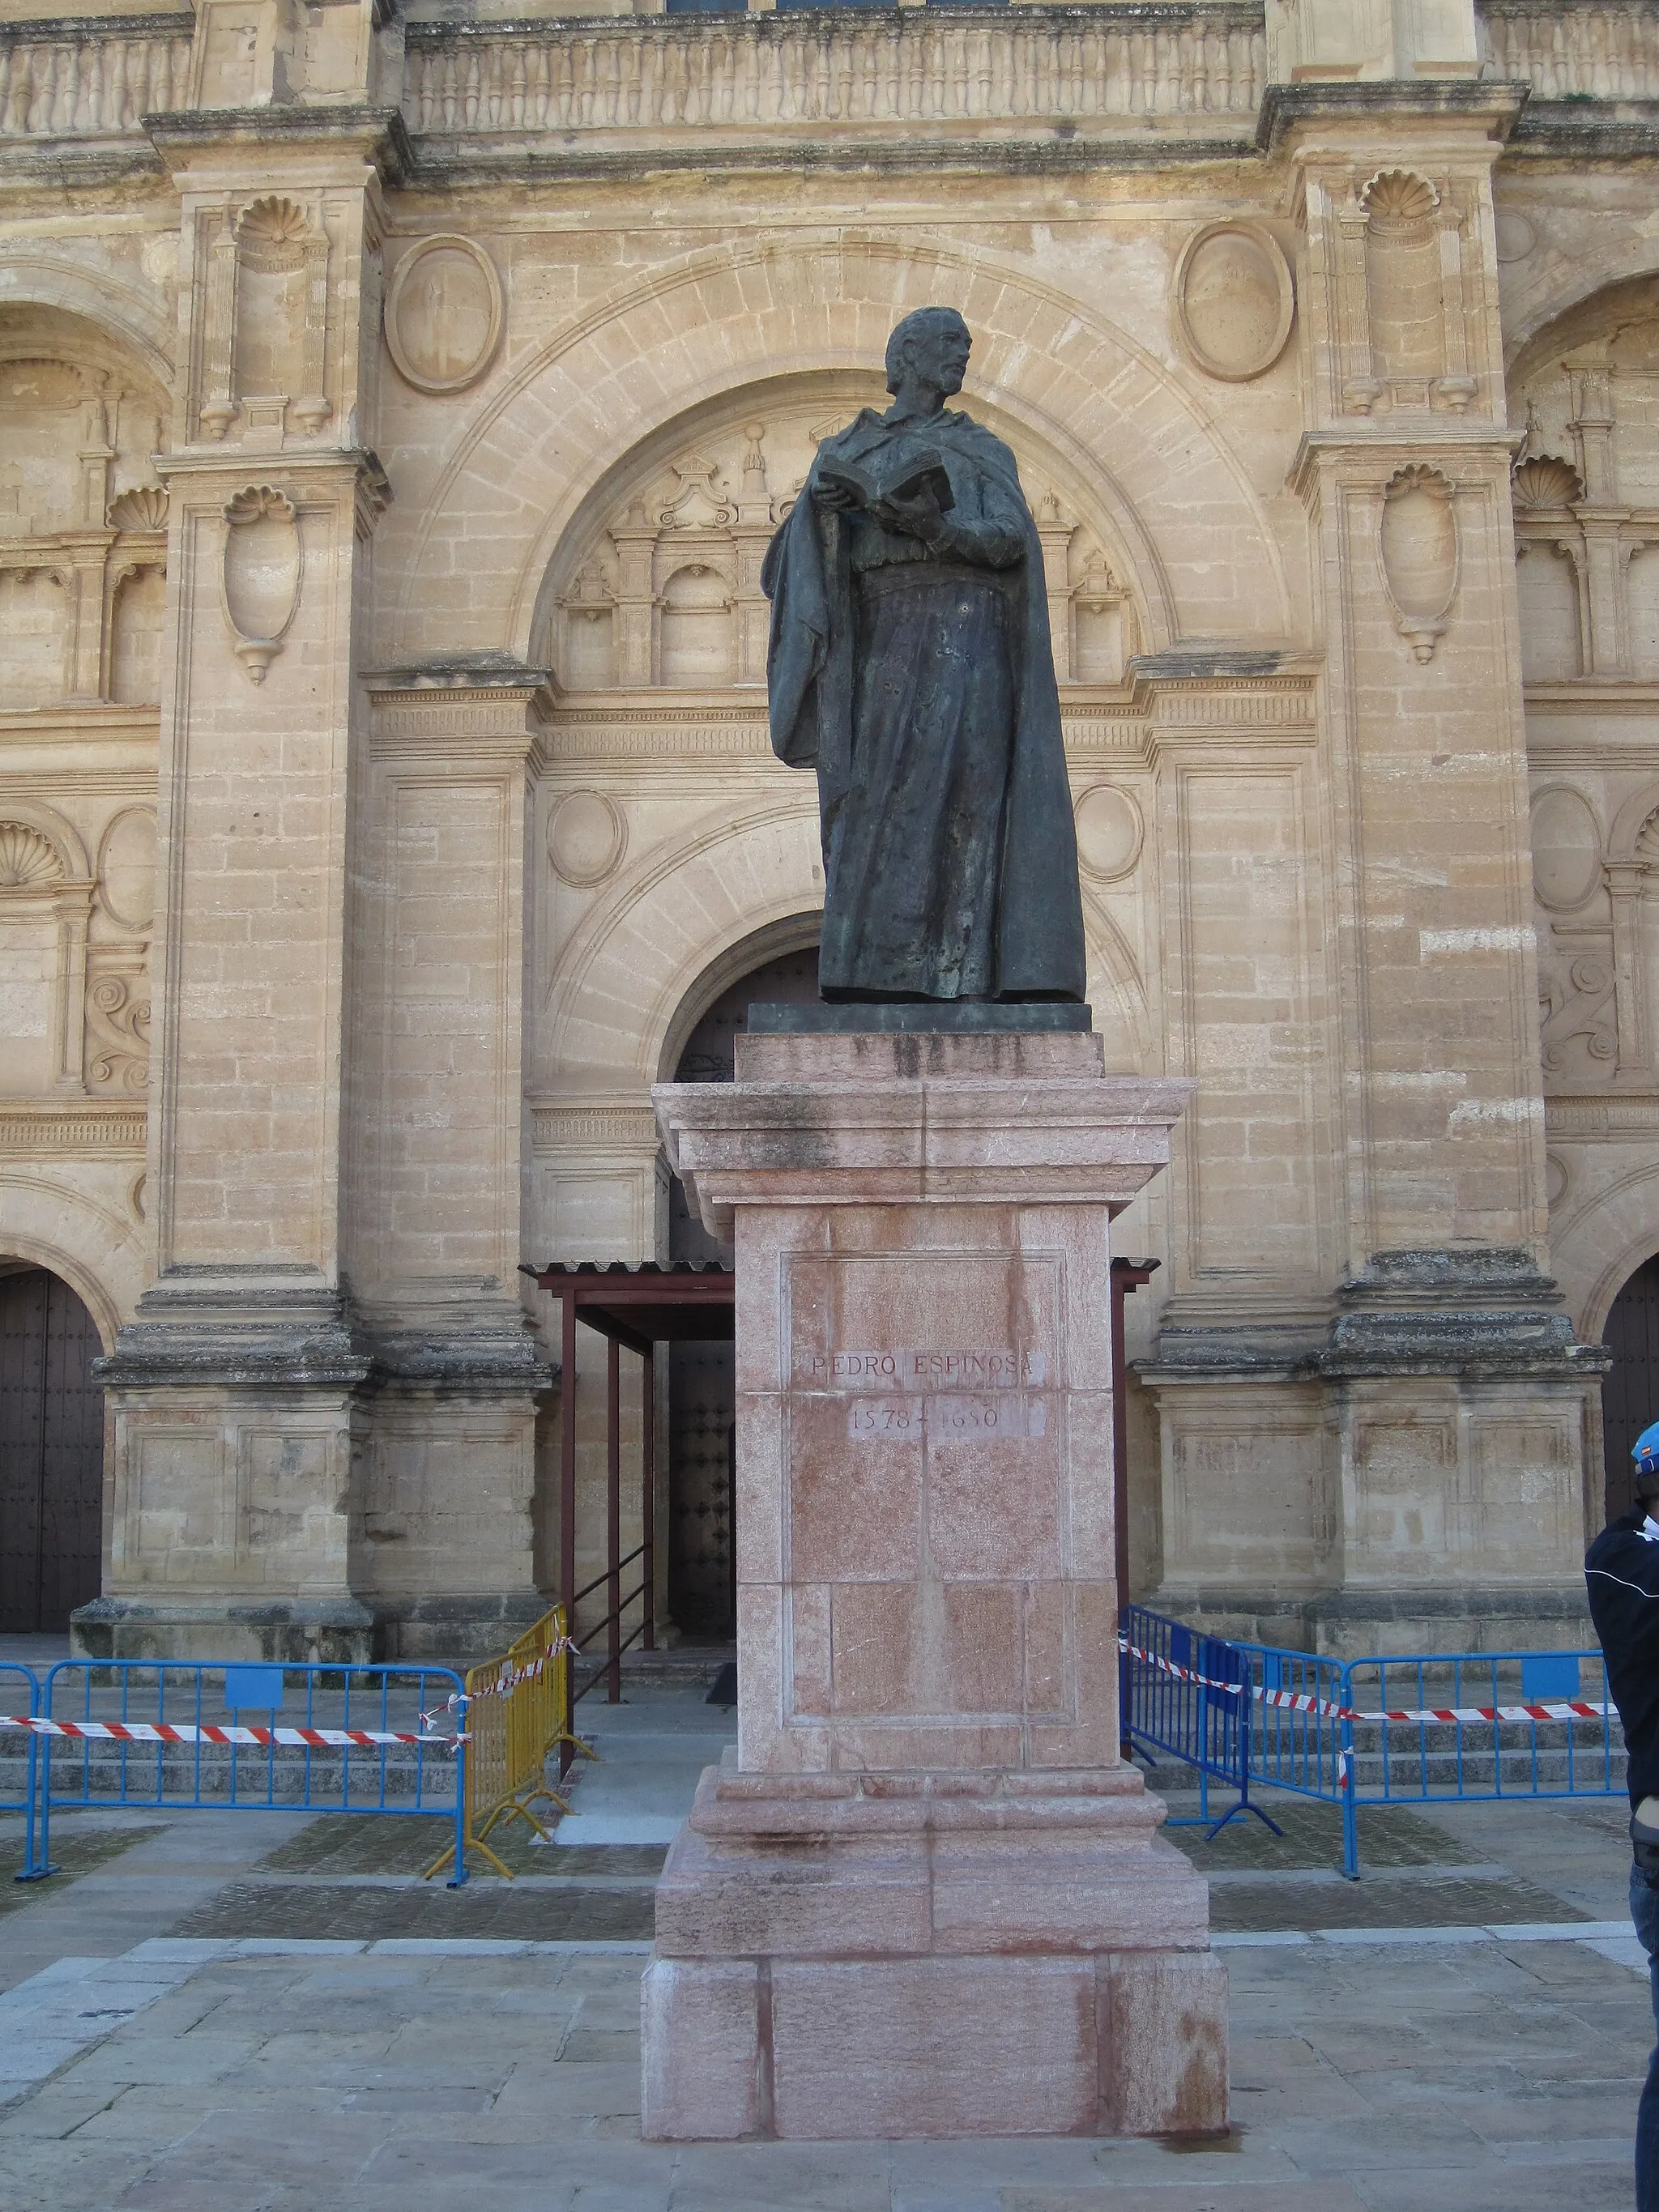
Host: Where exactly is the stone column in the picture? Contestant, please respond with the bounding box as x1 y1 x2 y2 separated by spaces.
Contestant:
1145 85 1606 1652
79 109 402 1662
642 1030 1223 2142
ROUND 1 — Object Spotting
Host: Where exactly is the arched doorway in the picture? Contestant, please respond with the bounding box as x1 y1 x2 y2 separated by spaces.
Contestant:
667 940 820 1637
0 1266 104 1632
1603 1253 1659 1523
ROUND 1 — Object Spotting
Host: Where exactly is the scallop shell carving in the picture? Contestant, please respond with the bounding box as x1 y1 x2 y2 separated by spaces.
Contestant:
1512 456 1584 510
0 823 64 887
107 486 168 532
237 195 311 274
239 195 309 244
1362 169 1440 229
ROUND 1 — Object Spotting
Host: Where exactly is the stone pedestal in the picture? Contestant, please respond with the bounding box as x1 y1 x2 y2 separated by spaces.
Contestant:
643 1029 1223 2142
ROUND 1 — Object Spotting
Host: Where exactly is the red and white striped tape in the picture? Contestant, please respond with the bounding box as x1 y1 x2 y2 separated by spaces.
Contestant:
1118 1636 1612 1731
468 1637 579 1701
0 1715 458 1750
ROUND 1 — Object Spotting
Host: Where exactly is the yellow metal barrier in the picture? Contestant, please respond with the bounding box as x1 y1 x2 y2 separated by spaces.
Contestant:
423 1605 594 1881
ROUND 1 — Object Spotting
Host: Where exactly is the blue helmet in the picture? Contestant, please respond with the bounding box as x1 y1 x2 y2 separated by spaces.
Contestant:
1635 1423 1659 1481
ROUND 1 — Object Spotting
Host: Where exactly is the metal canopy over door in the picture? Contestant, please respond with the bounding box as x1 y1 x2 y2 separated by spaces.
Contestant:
1603 1252 1659 1524
0 1267 104 1632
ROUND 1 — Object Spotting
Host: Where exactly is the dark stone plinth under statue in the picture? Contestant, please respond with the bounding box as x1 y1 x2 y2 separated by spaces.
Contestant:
748 999 1094 1034
762 305 1087 1012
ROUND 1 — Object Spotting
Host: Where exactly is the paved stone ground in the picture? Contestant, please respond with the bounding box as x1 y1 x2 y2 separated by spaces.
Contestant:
0 1671 1653 2206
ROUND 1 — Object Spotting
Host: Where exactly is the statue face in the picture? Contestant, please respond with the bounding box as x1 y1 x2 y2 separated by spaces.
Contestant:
902 315 971 396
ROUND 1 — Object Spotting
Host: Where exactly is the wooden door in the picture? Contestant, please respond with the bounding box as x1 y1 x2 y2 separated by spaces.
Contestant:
666 943 818 1637
0 1268 104 1631
1603 1254 1659 1524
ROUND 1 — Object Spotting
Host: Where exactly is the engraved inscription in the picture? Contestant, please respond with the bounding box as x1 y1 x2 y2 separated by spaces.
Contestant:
847 1393 1048 1442
796 1346 1047 1392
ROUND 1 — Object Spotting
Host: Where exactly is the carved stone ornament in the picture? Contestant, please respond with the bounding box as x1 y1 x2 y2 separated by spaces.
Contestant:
107 486 168 532
220 485 301 684
1378 466 1458 663
0 821 64 887
548 791 626 886
1529 783 1602 913
385 236 504 397
1512 455 1585 511
1073 784 1144 881
1171 221 1294 384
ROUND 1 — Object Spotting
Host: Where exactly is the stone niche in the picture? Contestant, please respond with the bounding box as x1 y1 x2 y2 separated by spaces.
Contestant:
538 373 1145 695
0 311 169 710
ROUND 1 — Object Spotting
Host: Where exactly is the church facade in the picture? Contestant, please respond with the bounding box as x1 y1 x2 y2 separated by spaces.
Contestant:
1 0 1656 1659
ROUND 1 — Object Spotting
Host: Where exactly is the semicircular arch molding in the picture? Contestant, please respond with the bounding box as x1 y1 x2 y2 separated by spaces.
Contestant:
1081 886 1152 1073
386 235 1291 663
542 803 823 1092
0 796 92 880
1606 778 1659 862
0 256 175 390
528 364 1167 675
655 910 825 1087
0 1176 142 1351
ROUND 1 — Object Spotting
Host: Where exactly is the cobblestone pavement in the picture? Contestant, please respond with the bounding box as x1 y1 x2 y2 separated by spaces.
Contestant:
0 1684 1652 2206
0 1926 1646 2210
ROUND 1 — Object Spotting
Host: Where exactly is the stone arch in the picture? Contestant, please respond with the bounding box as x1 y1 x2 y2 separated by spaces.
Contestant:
0 255 174 390
0 1177 139 1353
1504 249 1659 377
655 910 823 1087
541 802 823 1093
1081 887 1153 1074
527 364 1171 681
1607 780 1659 863
386 234 1294 663
1550 1159 1659 1349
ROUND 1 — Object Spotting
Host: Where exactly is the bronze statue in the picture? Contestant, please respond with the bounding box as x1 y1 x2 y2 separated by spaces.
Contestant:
761 306 1086 1006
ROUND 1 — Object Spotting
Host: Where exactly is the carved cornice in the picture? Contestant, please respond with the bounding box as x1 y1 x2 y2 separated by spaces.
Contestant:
1257 79 1525 156
0 1097 147 1152
143 104 413 187
1546 1093 1659 1139
365 661 557 761
531 1103 661 1157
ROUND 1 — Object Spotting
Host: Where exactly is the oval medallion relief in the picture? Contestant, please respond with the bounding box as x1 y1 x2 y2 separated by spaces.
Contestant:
548 791 626 887
1529 784 1602 913
386 236 504 396
1171 223 1295 382
1074 785 1144 882
98 805 157 934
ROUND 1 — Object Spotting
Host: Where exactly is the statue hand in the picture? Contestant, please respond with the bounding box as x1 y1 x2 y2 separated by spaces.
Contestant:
812 479 860 512
876 487 946 543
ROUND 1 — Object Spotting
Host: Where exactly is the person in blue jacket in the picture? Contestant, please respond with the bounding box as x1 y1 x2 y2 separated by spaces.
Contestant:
1586 1420 1659 2211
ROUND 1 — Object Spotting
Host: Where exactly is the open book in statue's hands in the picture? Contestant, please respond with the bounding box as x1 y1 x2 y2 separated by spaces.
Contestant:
816 441 956 521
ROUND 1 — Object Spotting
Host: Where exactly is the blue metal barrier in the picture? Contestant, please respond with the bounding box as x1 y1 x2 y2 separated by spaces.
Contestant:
1120 1606 1281 1839
27 1660 471 1886
1121 1609 1625 1879
2 1661 41 1881
1337 1647 1621 1876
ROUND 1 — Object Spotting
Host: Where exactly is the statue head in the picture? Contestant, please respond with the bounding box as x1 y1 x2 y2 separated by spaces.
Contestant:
885 308 972 399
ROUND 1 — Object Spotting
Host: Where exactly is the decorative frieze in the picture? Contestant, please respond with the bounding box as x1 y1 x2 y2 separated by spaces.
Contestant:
0 1102 146 1152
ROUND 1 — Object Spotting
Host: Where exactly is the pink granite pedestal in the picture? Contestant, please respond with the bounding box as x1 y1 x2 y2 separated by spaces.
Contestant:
642 1031 1223 2142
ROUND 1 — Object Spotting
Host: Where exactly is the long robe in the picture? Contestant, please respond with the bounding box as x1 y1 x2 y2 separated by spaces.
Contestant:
761 405 1087 1004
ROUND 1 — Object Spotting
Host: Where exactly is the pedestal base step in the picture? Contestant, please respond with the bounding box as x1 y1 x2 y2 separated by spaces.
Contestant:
641 1946 1226 2142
